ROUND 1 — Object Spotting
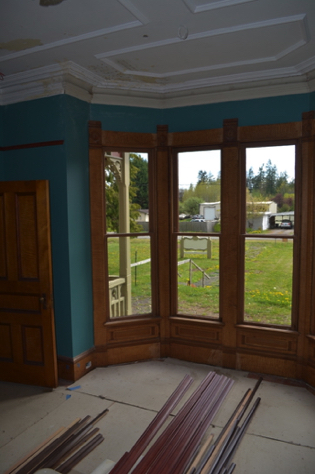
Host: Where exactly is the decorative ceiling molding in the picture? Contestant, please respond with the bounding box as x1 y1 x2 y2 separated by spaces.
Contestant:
117 0 150 24
102 53 303 81
182 0 257 14
0 21 142 63
96 14 308 79
97 14 308 59
297 55 315 74
1 1 314 109
1 59 314 108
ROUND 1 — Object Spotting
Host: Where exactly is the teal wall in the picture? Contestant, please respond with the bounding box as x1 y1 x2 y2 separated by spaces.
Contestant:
90 93 312 133
1 96 65 145
90 103 163 133
63 96 93 356
0 95 93 358
165 94 311 132
0 107 3 175
0 90 314 359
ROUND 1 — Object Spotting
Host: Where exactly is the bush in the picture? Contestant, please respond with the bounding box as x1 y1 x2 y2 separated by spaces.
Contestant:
213 221 221 232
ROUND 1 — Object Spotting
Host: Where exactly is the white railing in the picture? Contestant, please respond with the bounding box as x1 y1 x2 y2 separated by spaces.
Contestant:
108 276 126 318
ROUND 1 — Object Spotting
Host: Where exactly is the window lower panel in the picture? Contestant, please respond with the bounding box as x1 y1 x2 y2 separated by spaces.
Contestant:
244 237 293 326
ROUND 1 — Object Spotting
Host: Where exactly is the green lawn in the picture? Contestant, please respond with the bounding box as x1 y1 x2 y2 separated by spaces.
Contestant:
107 236 293 325
244 239 292 325
177 239 220 318
107 236 152 314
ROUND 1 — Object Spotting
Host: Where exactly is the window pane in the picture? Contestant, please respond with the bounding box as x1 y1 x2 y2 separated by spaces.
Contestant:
244 237 293 326
177 150 221 318
178 150 221 233
105 152 149 234
107 236 152 317
246 146 295 234
105 151 151 318
177 236 220 318
244 145 295 326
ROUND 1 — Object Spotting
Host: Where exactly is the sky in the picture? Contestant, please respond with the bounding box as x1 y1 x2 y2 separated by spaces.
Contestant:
178 145 295 189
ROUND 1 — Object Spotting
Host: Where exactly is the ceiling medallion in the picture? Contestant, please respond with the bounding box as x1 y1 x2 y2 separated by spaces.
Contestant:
178 25 189 40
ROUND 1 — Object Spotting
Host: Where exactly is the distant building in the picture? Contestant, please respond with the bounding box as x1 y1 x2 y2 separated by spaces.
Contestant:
246 201 277 214
200 201 278 231
199 202 221 221
245 201 277 231
136 209 149 222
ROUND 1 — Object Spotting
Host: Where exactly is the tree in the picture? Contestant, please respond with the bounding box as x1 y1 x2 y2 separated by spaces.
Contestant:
252 164 265 194
264 160 277 196
105 169 119 232
197 170 208 184
276 171 289 194
273 193 284 209
183 196 203 216
246 167 255 192
246 160 294 205
195 181 220 202
197 170 215 184
130 154 149 209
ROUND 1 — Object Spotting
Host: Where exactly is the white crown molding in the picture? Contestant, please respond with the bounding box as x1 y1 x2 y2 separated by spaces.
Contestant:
166 67 302 92
0 59 314 108
164 82 311 109
97 14 308 79
63 81 93 103
103 55 301 81
91 76 312 109
91 90 164 108
296 55 315 74
0 80 65 106
91 61 312 96
62 61 105 87
0 62 98 105
182 0 257 13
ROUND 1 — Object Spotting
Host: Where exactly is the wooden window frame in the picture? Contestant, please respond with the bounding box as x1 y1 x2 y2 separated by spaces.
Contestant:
238 139 300 331
170 144 223 320
89 114 315 388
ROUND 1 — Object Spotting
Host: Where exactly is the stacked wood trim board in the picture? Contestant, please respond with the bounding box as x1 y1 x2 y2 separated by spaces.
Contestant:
5 372 262 474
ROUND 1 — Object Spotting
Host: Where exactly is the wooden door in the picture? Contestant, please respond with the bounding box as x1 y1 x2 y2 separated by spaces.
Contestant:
0 180 57 387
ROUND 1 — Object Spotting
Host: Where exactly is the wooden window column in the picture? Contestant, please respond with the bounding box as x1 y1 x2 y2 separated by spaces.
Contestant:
155 125 172 356
220 119 241 368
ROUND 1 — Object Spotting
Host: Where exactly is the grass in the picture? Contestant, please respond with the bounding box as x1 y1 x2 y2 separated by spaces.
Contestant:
244 239 292 325
107 236 152 314
107 236 293 325
177 239 220 318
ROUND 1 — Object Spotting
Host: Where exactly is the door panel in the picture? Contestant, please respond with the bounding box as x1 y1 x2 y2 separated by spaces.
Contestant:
0 180 57 387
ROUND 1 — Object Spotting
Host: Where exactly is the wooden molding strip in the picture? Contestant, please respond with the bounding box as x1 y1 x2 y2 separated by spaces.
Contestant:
3 426 66 474
109 374 194 474
133 372 233 474
0 140 64 151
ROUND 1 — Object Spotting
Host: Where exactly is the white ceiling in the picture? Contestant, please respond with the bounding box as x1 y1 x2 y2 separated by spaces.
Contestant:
1 0 315 108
